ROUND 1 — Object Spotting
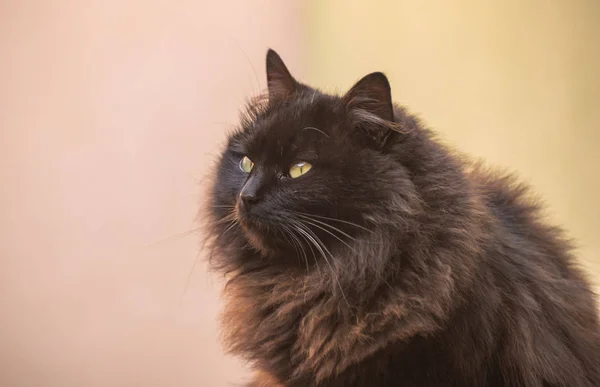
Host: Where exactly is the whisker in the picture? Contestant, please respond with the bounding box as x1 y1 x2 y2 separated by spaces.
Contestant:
294 231 310 276
147 227 202 247
296 217 358 253
184 210 237 299
284 224 310 276
293 213 356 241
227 36 261 96
206 217 238 264
217 213 237 223
221 220 239 236
293 221 351 311
301 126 330 139
204 211 237 227
291 222 322 276
290 227 311 302
180 247 202 304
292 210 372 233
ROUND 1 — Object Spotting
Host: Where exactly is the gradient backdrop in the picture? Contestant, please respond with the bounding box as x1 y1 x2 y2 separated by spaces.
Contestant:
1 1 598 386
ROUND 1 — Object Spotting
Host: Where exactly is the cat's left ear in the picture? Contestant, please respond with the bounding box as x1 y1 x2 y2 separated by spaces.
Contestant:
266 49 297 102
343 72 396 147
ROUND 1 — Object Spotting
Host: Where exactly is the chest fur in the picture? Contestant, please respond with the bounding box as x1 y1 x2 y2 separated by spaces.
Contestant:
220 272 446 384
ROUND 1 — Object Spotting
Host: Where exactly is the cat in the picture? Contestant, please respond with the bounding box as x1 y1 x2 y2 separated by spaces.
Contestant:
203 49 600 386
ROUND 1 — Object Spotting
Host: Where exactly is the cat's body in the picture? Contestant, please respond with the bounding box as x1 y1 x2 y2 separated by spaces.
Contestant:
205 50 600 387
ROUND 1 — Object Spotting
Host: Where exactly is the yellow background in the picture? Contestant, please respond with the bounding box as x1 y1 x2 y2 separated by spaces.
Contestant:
307 0 600 290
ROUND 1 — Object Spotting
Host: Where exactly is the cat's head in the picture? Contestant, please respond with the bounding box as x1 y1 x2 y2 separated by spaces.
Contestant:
207 49 422 271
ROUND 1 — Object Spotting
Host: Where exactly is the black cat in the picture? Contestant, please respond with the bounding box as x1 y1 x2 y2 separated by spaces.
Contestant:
204 49 600 386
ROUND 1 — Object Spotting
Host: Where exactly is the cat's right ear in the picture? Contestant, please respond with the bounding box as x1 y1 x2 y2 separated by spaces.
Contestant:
266 49 297 102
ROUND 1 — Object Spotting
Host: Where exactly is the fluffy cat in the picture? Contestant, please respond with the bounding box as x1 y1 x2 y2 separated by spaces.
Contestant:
204 49 600 386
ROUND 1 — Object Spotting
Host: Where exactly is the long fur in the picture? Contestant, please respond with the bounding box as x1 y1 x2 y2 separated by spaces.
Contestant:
203 53 600 386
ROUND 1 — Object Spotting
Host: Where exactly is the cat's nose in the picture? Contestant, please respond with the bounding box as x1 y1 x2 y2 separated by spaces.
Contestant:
240 192 260 209
239 174 264 210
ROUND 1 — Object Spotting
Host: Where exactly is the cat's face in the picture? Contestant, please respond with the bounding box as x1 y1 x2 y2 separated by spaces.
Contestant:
208 50 412 266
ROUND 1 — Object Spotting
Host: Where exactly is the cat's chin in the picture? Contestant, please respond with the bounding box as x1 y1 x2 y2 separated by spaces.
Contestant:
239 219 296 259
237 217 275 256
234 205 273 255
244 229 268 255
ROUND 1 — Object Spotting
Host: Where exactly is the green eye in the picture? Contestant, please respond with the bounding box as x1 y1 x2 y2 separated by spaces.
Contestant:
289 161 312 178
239 156 254 173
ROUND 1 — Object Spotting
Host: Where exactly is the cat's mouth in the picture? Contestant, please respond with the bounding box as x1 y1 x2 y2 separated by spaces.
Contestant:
234 200 253 228
235 202 278 255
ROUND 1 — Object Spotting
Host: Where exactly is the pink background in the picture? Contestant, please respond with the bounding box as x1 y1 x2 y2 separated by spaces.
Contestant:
1 1 305 385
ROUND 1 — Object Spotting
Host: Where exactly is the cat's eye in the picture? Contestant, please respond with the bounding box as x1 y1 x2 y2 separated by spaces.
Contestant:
239 156 254 173
289 161 312 178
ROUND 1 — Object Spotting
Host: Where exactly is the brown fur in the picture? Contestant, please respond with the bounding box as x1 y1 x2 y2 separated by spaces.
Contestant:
203 49 600 386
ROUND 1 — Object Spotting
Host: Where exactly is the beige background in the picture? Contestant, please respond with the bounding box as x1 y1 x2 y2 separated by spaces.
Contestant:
1 1 598 387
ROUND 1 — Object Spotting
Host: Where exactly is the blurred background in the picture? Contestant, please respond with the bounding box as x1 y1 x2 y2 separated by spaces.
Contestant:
1 1 598 386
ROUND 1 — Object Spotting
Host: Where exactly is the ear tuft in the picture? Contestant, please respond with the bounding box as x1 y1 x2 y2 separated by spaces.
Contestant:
266 49 297 102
